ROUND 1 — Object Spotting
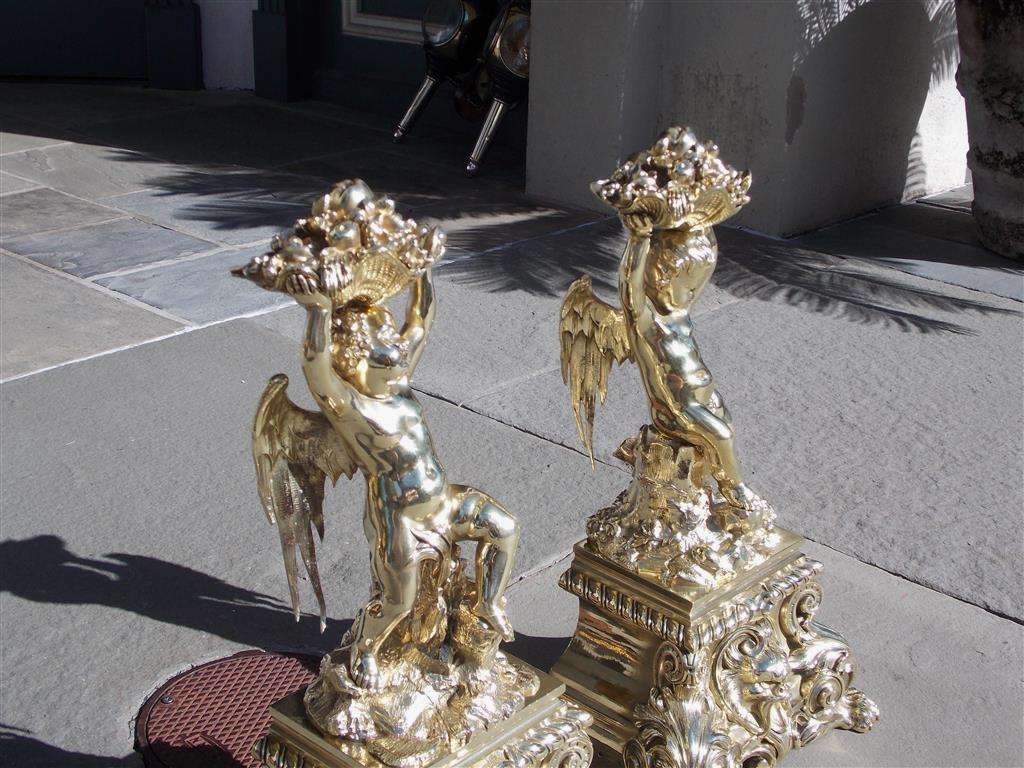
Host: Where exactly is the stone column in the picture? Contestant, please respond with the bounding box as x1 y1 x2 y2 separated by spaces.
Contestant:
956 0 1024 258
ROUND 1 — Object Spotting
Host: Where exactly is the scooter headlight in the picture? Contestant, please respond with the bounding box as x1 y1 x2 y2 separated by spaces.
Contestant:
422 0 464 47
497 12 529 78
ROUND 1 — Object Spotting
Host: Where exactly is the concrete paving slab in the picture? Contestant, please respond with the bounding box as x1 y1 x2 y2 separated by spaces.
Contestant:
504 540 1024 768
4 217 215 279
97 247 290 324
868 202 982 248
467 254 1024 619
0 256 181 378
920 183 974 213
72 104 386 170
794 220 1023 300
0 187 123 239
0 142 193 200
100 169 319 246
0 170 40 195
0 317 624 762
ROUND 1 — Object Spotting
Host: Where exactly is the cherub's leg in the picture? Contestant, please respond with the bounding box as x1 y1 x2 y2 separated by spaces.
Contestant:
349 555 419 688
679 401 745 491
449 486 519 641
674 401 768 521
351 497 421 688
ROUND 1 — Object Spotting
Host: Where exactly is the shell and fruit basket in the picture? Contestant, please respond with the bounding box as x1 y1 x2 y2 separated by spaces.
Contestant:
272 179 445 306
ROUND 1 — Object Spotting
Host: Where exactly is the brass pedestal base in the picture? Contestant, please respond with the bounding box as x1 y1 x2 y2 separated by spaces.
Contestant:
253 659 594 768
552 529 878 767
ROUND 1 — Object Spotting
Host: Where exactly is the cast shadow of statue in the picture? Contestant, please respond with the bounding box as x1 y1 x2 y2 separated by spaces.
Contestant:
0 535 346 653
0 725 247 768
1 723 299 768
0 536 572 767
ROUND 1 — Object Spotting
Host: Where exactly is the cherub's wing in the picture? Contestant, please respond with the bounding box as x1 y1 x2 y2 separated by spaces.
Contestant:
253 374 356 632
559 276 632 465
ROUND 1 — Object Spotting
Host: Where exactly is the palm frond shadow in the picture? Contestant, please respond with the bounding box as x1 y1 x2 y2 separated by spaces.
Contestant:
441 219 624 296
442 221 1017 334
714 235 1019 334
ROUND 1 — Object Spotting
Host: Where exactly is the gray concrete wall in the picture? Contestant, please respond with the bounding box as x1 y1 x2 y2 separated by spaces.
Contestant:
196 0 258 90
526 0 967 237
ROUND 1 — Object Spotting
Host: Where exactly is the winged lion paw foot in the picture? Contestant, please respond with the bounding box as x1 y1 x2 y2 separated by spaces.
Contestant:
841 688 880 733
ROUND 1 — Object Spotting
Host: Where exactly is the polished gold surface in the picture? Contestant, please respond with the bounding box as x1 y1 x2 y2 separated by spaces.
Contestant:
560 127 775 589
236 179 592 767
253 665 594 768
553 537 879 768
555 129 878 767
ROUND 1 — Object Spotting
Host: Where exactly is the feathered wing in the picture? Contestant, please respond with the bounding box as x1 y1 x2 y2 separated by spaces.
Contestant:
253 374 356 632
559 276 632 465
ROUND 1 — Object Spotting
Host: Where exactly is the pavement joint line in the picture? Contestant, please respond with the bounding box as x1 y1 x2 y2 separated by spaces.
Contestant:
83 234 281 282
0 209 129 239
413 383 628 475
0 139 73 157
437 215 618 269
508 550 575 591
0 293 293 385
0 184 44 197
463 365 564 405
801 533 1024 627
0 247 189 324
86 245 232 282
839 249 1023 305
0 180 234 247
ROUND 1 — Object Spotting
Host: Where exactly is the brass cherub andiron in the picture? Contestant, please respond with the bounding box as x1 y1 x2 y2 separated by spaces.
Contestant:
552 129 878 768
235 180 593 768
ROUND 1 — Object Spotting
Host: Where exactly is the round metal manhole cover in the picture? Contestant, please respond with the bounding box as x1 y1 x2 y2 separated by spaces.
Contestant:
136 650 318 767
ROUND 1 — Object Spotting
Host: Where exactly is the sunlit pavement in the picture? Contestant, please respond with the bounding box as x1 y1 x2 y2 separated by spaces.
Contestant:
1 84 1021 767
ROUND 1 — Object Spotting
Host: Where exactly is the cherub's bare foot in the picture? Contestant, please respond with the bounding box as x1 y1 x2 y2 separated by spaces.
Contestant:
716 484 774 533
475 603 514 642
350 649 381 690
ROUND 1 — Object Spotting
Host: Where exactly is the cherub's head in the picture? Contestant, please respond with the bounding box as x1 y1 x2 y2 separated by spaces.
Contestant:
592 126 751 232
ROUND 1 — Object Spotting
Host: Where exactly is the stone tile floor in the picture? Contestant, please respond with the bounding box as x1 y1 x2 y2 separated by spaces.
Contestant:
1 84 1022 767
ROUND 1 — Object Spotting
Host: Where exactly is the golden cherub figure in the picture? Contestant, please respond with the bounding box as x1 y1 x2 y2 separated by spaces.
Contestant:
234 180 538 767
561 127 777 586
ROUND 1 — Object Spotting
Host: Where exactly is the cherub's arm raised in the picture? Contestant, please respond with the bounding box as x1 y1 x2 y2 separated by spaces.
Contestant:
287 272 354 410
400 268 435 374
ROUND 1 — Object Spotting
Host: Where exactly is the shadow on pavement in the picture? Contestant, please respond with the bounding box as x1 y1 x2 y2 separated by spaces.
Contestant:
0 535 342 652
714 234 1021 334
441 219 623 297
1 724 262 768
441 220 1019 334
0 725 138 768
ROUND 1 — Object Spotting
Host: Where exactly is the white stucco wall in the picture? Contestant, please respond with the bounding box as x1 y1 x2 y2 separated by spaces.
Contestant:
196 0 258 90
526 0 967 237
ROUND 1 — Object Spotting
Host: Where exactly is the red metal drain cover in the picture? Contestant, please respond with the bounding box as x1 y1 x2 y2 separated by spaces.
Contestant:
136 650 318 767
